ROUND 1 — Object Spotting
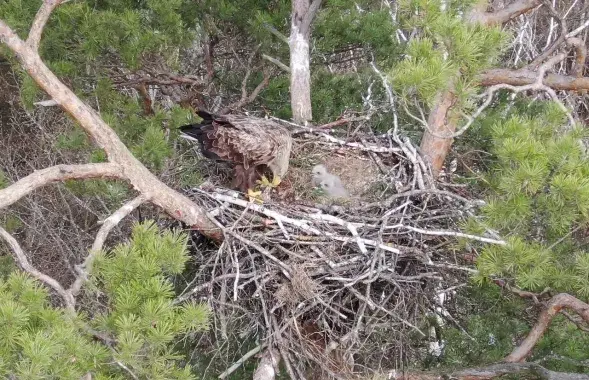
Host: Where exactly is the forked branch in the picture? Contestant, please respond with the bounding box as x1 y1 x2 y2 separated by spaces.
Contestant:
27 0 65 51
0 1 222 240
0 226 75 311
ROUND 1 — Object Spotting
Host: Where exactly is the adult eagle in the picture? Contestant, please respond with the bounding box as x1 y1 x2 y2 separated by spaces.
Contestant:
179 111 292 194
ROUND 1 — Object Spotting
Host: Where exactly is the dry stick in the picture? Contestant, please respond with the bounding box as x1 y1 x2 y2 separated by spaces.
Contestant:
0 8 222 240
527 0 568 68
505 293 589 363
0 226 75 311
205 191 401 254
218 345 263 379
69 195 148 298
424 54 574 140
275 116 402 153
387 224 507 246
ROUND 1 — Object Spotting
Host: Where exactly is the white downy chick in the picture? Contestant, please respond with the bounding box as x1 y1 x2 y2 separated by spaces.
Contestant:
318 176 349 198
311 164 348 198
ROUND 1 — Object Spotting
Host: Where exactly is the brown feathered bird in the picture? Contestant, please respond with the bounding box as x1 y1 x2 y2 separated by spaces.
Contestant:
180 111 292 194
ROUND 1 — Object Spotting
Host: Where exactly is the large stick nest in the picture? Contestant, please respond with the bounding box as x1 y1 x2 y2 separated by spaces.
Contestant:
179 126 485 379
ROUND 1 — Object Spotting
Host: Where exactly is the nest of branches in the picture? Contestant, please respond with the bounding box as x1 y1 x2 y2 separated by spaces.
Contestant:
177 126 490 379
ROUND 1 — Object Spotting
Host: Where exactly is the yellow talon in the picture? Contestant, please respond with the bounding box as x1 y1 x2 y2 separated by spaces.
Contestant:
247 188 264 204
256 175 281 189
257 175 272 187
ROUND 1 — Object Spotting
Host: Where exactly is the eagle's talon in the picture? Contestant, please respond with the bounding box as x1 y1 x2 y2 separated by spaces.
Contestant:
247 188 264 204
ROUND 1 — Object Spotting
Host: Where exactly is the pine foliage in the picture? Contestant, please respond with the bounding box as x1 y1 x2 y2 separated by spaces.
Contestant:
391 0 508 114
0 222 210 378
467 102 589 299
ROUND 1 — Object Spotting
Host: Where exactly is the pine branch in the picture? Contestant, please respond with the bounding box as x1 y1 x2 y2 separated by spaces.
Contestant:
0 10 222 240
467 0 542 26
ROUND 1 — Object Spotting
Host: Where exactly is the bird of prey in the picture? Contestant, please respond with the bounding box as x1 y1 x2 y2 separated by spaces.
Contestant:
311 164 348 198
180 111 293 196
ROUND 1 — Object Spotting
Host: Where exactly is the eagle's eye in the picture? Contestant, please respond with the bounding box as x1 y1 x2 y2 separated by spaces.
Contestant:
321 182 330 188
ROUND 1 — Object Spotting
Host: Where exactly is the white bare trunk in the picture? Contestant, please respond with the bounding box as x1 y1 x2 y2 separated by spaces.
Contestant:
289 26 312 124
289 0 321 124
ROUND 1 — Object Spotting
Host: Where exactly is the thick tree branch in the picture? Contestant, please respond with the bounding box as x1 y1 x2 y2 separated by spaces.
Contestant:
0 16 222 240
300 0 323 36
505 293 589 363
467 0 542 26
0 226 75 311
567 37 587 77
27 0 65 51
252 348 280 380
480 68 589 90
0 163 123 210
388 363 589 379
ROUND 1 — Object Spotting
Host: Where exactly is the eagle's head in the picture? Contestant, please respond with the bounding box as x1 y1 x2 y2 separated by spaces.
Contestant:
268 133 293 178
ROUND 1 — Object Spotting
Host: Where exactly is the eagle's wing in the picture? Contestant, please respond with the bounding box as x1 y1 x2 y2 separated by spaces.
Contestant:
180 111 287 169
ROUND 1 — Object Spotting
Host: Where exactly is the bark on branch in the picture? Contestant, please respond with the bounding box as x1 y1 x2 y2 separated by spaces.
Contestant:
467 0 541 26
27 0 65 51
0 10 222 240
68 195 148 298
480 68 589 91
389 363 589 379
0 163 123 210
505 293 589 363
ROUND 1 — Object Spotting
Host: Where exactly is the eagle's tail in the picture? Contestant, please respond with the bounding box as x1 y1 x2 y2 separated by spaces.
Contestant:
179 109 215 140
179 111 221 160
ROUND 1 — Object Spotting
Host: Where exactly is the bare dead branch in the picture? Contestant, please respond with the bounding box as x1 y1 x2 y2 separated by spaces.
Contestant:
386 362 589 379
0 225 75 311
0 163 123 210
68 195 148 298
480 67 589 90
504 293 589 363
27 0 65 51
0 17 222 240
220 67 271 114
219 345 263 379
262 54 291 73
527 1 568 68
566 37 587 77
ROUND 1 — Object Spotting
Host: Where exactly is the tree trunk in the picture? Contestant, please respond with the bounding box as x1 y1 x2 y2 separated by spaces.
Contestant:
419 0 541 177
289 0 321 124
419 90 457 177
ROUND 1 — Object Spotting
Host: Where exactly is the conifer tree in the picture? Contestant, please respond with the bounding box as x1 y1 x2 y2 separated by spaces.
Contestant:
464 101 589 299
0 221 210 378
